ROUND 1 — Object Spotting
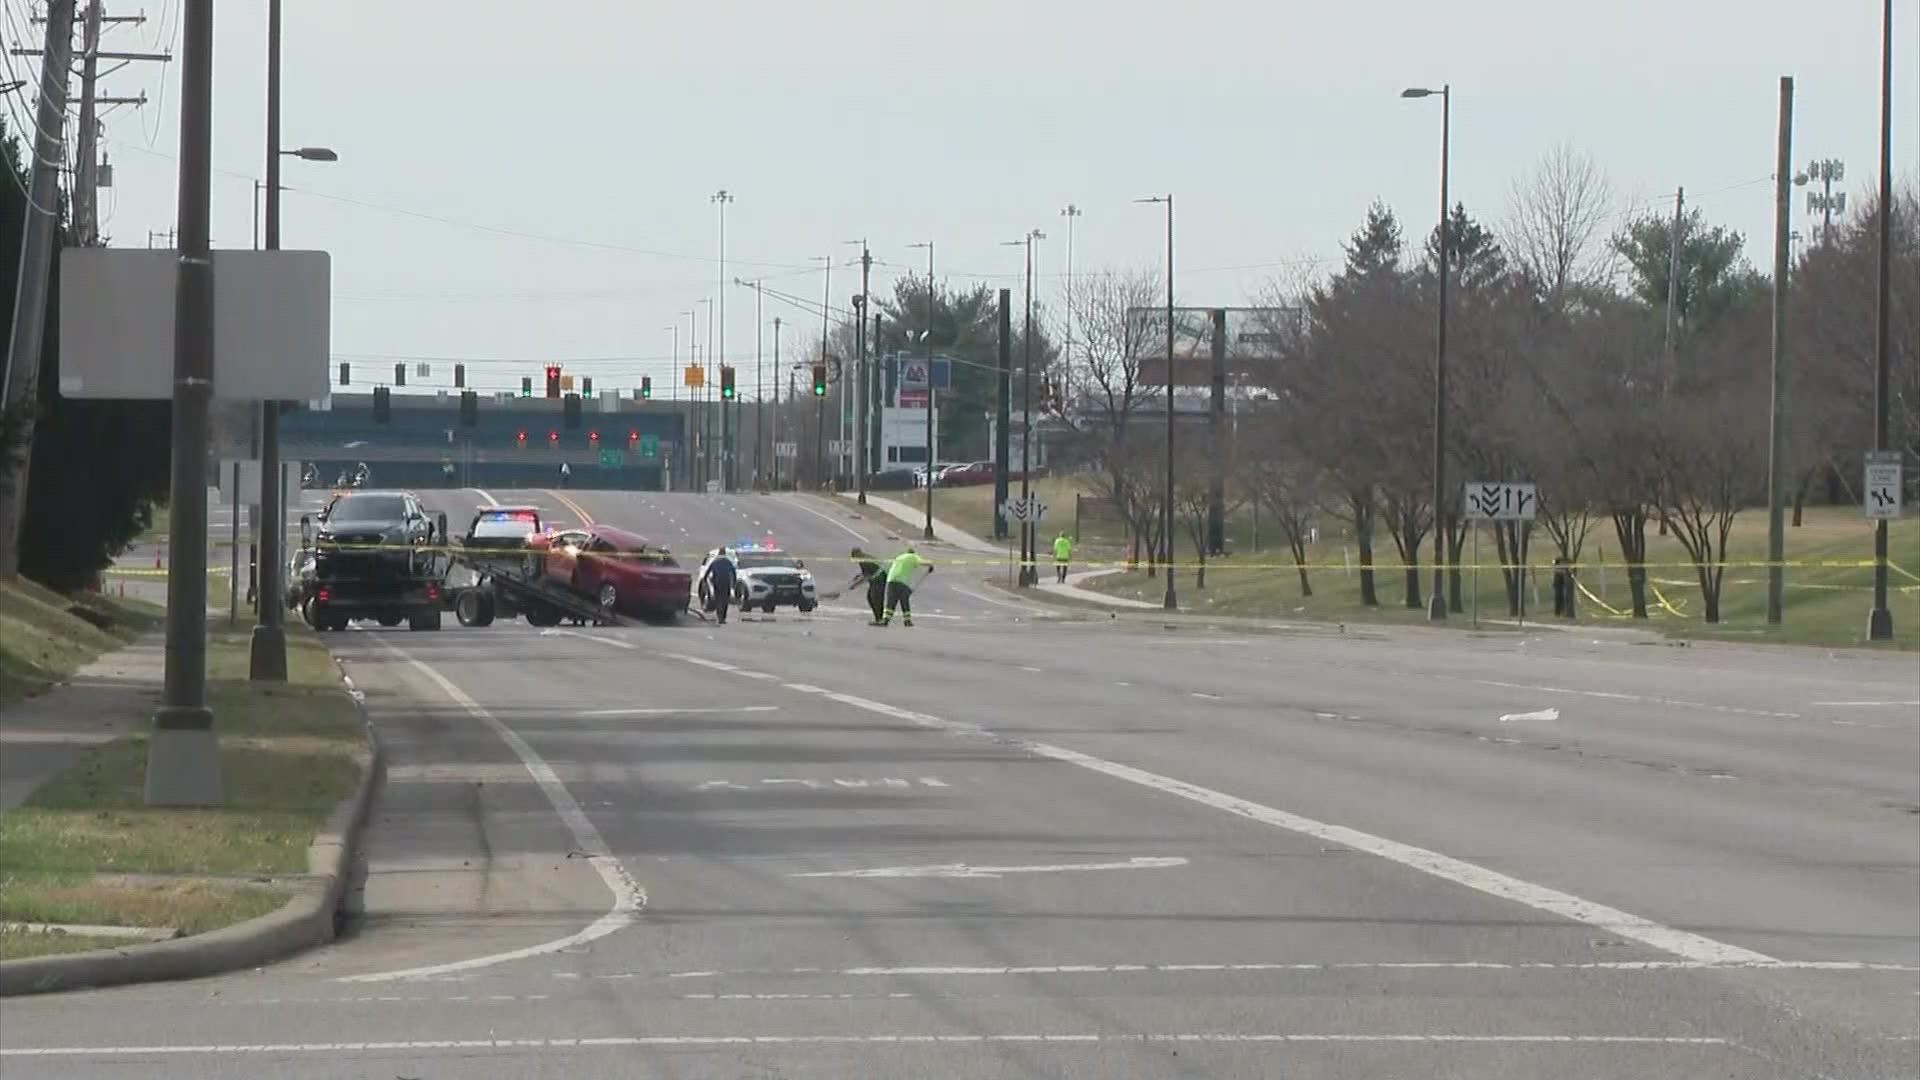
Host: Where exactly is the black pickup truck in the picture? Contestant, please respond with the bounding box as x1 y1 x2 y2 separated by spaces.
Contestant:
298 489 447 632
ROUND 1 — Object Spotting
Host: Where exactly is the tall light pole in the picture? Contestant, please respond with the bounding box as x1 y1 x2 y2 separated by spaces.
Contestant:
752 281 764 489
1135 196 1176 611
1402 84 1451 622
817 256 832 489
908 241 935 540
1867 0 1895 641
846 239 871 502
252 0 337 682
712 190 733 490
696 298 712 489
1002 229 1044 584
1060 204 1081 406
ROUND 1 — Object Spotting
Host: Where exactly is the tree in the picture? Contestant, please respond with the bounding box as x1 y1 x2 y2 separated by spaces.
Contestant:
1505 144 1617 304
1064 269 1162 569
1612 209 1765 342
1241 431 1320 598
0 118 171 590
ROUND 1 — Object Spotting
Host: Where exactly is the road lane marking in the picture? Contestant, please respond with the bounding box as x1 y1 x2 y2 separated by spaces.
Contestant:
1810 700 1920 707
951 584 1043 613
337 639 645 984
777 494 872 541
544 488 595 525
581 706 779 717
469 488 499 507
662 959 1920 979
0 1033 1735 1056
560 631 1781 967
791 856 1187 879
1470 679 1800 720
1499 708 1560 723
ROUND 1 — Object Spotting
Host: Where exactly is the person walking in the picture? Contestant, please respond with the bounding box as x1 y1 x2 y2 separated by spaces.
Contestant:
880 543 931 627
848 547 888 625
559 461 572 488
702 548 739 624
1053 531 1074 584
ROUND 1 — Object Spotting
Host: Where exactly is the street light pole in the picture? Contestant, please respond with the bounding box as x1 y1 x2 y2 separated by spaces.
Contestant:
754 283 763 490
847 239 871 504
907 242 936 540
1060 203 1080 406
1002 229 1044 584
1403 84 1451 621
1867 0 1895 640
1135 196 1176 610
712 190 732 491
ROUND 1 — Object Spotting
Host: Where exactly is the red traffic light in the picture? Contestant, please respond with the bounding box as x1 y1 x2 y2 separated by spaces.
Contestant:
548 430 559 444
515 429 527 445
588 430 600 443
628 429 639 445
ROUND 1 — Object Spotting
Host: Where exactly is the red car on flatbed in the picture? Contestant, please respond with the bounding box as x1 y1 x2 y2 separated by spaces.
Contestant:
525 523 691 619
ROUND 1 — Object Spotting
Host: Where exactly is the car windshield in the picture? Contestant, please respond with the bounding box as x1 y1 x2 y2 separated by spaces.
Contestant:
327 495 406 522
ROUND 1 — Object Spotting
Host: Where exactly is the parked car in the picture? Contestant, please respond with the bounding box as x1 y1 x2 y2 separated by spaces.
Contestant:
939 461 994 486
526 523 691 618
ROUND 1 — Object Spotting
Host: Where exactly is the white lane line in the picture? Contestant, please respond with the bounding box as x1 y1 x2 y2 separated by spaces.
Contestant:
581 706 779 717
1810 700 1920 708
791 857 1187 879
734 665 1777 967
469 488 499 507
1190 692 1223 701
951 584 1043 613
777 494 871 541
666 959 1919 979
1471 679 1800 720
558 630 1780 967
1499 708 1560 723
0 1033 1734 1056
337 640 646 984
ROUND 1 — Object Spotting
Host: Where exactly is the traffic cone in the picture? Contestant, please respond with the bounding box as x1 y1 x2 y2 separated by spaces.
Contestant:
154 545 165 570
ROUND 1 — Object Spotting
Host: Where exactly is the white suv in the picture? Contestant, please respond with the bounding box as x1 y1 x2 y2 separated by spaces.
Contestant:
698 547 817 614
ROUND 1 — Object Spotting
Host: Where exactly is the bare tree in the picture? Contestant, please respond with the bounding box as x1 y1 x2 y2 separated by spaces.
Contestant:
1505 144 1618 303
1067 269 1164 568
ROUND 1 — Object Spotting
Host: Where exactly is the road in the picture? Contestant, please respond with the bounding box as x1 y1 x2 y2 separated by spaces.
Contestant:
8 488 1916 1078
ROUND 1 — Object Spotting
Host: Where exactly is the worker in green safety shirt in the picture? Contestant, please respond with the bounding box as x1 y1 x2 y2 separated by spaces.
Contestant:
1053 532 1073 583
880 543 932 627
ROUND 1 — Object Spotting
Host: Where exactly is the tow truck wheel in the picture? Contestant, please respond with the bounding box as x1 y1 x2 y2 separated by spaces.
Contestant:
455 589 495 628
408 610 443 631
524 605 561 628
376 614 403 628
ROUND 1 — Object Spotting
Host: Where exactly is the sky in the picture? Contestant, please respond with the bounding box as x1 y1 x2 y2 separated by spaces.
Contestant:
5 0 1916 402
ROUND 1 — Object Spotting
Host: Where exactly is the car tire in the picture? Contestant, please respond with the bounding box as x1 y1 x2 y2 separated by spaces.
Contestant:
376 614 403 628
455 589 496 628
524 605 561 628
408 610 443 632
798 601 816 613
765 601 777 614
597 582 618 611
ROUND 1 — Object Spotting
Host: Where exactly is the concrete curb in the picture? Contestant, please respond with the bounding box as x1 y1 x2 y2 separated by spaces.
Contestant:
0 684 385 997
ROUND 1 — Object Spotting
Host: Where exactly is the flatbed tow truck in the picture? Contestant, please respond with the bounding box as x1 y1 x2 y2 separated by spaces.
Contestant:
441 505 630 629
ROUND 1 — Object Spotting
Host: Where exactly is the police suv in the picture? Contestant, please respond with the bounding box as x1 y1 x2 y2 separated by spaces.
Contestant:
697 543 818 614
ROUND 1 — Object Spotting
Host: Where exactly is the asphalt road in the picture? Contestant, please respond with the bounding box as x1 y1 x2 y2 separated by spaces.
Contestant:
7 488 1915 1079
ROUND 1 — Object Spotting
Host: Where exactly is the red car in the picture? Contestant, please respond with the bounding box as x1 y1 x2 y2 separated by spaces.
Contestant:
526 523 691 618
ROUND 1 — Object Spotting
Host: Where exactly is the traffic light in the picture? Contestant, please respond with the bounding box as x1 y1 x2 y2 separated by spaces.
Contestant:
459 389 478 427
516 429 527 449
628 429 639 448
521 376 533 398
720 366 736 400
811 363 827 397
547 430 559 448
373 385 391 423
454 363 466 389
563 392 582 429
588 430 600 446
640 375 652 400
338 361 350 386
393 362 406 387
581 376 593 398
545 364 562 399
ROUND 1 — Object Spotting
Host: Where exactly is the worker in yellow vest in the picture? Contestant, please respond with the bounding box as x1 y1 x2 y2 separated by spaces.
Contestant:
1053 532 1073 584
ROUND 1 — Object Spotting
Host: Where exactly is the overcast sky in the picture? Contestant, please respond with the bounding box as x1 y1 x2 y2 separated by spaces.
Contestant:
14 0 1917 400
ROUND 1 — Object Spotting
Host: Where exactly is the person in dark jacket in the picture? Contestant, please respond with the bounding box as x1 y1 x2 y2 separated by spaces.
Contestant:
848 547 888 625
702 548 739 624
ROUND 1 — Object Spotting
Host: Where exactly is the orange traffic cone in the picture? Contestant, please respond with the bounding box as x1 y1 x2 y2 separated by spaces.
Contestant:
155 544 165 570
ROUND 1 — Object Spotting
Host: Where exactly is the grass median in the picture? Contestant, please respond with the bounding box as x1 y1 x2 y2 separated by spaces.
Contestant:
0 577 164 705
0 624 365 961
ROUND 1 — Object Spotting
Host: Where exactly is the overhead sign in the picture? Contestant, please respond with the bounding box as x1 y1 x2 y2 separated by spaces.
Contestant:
58 249 332 400
598 448 624 468
1864 454 1903 520
684 365 704 388
1463 481 1538 521
638 434 659 458
1001 495 1048 523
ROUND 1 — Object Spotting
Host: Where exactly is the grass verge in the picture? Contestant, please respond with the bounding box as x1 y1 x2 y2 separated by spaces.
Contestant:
0 624 364 961
0 577 164 705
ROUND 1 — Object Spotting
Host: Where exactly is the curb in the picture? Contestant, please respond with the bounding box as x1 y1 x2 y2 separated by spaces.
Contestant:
0 680 385 997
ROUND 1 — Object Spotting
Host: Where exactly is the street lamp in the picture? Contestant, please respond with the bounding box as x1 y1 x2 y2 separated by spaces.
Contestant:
1402 83 1451 622
1867 0 1894 640
251 0 338 682
1001 229 1044 585
1135 195 1176 611
712 190 733 491
907 241 936 539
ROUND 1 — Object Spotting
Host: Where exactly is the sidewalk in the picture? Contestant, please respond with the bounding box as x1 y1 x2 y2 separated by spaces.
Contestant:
0 637 163 812
838 493 1004 555
1037 567 1172 610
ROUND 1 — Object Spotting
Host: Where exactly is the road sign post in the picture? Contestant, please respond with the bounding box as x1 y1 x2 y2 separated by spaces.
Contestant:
1463 482 1540 627
1864 452 1902 520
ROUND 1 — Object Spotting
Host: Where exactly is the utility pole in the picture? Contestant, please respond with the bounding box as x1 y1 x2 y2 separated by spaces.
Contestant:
908 242 935 539
753 283 763 489
817 256 831 489
1060 204 1080 406
1765 77 1793 626
72 1 103 246
994 288 1011 542
712 190 732 491
1662 186 1686 397
146 0 219 806
851 239 871 503
771 317 782 489
0 0 76 579
1867 0 1895 641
